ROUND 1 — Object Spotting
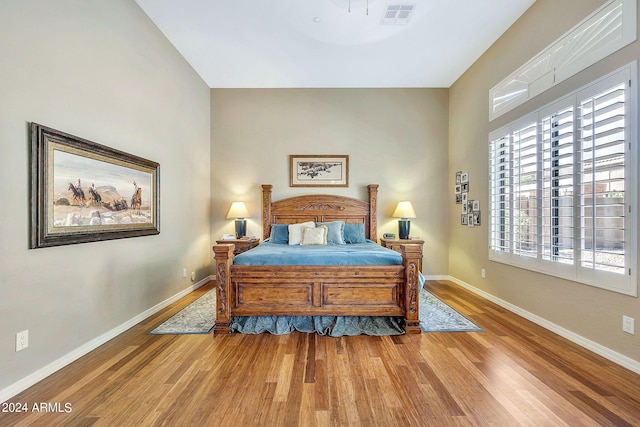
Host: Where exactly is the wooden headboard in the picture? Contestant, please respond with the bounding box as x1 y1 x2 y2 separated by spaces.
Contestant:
261 184 378 242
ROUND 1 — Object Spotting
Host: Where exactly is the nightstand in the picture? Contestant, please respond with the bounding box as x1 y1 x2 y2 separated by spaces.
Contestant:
380 238 424 272
215 238 260 255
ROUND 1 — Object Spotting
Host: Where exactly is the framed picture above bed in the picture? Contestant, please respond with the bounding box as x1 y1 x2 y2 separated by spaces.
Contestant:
30 123 160 248
289 154 349 187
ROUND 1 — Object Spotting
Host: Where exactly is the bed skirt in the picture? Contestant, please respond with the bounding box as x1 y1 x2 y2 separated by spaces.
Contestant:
230 315 405 336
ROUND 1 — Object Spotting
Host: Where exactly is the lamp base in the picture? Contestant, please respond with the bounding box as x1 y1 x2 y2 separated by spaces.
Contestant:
235 219 247 238
398 219 410 240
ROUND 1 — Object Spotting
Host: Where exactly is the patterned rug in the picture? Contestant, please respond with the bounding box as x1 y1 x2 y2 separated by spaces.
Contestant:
148 288 482 334
149 290 216 334
419 290 482 332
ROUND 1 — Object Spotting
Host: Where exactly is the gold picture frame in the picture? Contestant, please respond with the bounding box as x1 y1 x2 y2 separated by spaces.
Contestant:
30 123 160 248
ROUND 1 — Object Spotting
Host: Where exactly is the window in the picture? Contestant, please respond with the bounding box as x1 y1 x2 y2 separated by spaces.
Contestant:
489 0 637 120
489 65 637 296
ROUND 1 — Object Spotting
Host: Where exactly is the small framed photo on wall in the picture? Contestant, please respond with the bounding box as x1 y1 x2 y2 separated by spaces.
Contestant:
473 212 481 226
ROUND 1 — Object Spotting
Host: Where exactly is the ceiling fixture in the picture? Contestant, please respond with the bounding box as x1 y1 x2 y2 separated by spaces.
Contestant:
381 4 415 25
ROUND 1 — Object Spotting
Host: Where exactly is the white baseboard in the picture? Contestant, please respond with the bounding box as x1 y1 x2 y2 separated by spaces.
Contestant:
424 274 450 281
447 275 640 375
0 275 214 403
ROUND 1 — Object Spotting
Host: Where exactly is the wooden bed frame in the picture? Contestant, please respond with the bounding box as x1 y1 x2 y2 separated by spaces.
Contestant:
212 184 422 335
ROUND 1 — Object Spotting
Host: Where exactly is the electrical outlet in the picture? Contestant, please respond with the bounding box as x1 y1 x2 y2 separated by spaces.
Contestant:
16 330 28 352
481 268 486 279
190 271 196 282
623 316 635 334
182 268 187 278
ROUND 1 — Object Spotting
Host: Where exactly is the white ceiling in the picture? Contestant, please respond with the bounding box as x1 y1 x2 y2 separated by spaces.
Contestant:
135 0 535 88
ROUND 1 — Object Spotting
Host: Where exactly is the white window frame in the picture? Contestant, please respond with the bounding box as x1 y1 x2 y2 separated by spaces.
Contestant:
489 63 638 296
489 0 637 121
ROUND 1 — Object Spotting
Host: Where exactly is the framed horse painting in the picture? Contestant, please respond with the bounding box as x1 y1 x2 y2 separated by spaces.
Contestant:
30 123 160 248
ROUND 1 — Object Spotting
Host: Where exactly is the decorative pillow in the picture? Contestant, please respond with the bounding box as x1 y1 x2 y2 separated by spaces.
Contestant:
288 221 316 245
269 224 289 244
316 221 345 244
301 225 328 245
343 222 366 243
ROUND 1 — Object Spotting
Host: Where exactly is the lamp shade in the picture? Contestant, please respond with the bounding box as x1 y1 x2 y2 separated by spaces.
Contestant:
226 201 249 219
392 201 416 219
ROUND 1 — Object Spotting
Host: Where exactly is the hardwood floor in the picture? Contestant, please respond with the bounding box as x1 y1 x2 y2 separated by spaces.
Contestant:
2 280 640 426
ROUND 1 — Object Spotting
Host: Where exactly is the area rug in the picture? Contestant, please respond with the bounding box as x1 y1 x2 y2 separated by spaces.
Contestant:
419 290 483 332
148 290 216 334
148 288 482 335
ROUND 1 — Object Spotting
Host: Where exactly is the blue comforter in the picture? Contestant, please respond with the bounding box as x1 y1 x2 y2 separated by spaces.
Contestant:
233 240 403 266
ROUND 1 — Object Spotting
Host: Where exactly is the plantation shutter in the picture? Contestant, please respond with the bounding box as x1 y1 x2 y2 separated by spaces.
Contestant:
578 81 627 275
489 134 510 253
540 104 575 265
488 64 635 295
511 122 537 258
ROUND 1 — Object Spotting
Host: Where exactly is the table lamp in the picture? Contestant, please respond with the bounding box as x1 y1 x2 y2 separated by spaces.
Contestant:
226 201 249 238
392 201 416 240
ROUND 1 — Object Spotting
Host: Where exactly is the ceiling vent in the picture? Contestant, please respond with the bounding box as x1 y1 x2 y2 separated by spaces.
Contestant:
380 4 415 25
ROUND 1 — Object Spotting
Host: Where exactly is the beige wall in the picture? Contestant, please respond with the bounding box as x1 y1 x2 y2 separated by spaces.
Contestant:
211 88 450 276
449 0 640 362
0 0 211 393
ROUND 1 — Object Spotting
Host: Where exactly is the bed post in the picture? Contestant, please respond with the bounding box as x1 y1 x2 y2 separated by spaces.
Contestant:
213 244 235 335
262 184 273 241
400 244 422 334
368 184 378 242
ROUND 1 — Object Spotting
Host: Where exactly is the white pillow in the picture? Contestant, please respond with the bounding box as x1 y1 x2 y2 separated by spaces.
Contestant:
301 225 328 246
288 221 315 245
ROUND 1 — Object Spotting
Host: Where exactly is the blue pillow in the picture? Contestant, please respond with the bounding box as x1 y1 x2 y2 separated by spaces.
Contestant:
269 224 289 244
316 221 345 244
343 223 366 244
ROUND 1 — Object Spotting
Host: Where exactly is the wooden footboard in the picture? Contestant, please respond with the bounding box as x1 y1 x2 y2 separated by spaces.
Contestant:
212 243 422 335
